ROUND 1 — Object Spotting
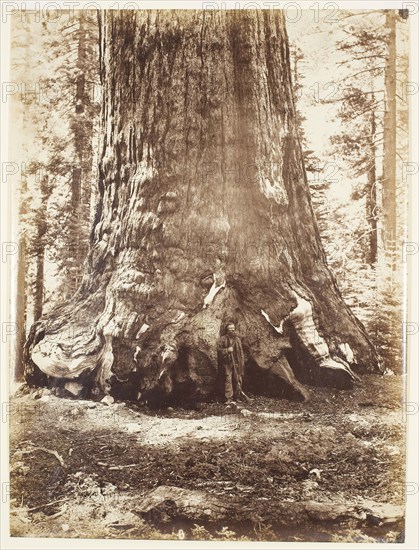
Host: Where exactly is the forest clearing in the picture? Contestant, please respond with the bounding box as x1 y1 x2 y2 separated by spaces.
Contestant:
9 374 405 542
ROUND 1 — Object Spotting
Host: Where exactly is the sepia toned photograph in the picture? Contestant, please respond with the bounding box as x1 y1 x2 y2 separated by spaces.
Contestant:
1 0 417 546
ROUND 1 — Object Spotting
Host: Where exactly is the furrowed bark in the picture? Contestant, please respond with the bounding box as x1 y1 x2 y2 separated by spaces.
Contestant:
24 10 381 403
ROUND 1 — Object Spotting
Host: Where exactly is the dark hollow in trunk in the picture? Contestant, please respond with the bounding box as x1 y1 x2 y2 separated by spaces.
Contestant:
24 10 381 404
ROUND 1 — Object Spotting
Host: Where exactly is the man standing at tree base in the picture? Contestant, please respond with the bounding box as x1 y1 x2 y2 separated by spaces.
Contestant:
217 321 245 405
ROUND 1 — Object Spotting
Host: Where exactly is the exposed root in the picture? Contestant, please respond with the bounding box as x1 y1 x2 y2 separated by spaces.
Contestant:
26 286 366 403
288 290 358 383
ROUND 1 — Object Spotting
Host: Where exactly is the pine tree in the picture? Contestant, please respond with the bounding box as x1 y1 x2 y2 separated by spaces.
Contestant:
37 10 100 301
323 9 407 371
11 9 100 378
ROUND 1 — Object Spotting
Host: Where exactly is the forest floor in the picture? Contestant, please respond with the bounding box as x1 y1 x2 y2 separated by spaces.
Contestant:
8 374 406 543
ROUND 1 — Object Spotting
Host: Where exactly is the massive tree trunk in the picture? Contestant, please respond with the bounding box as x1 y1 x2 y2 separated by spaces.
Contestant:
24 10 381 403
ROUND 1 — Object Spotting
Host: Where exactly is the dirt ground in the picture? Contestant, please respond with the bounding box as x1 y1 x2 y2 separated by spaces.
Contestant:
8 374 405 542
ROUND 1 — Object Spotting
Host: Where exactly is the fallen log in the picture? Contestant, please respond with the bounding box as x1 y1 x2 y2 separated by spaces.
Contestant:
134 486 404 528
135 486 237 523
303 500 404 525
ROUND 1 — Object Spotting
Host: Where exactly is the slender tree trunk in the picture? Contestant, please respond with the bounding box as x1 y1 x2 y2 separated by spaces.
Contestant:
13 18 31 380
33 177 49 321
366 102 377 265
33 173 53 321
15 220 28 380
33 245 44 321
25 10 380 401
382 10 397 268
69 13 89 293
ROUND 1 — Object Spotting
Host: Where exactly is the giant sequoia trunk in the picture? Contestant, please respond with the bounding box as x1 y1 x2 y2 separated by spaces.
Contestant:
24 10 381 404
